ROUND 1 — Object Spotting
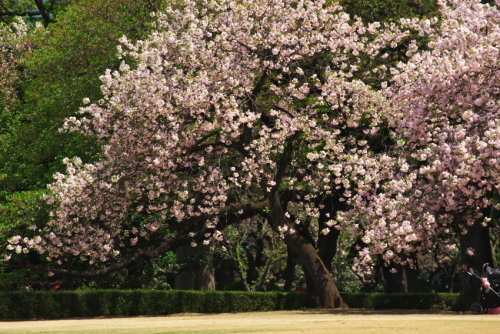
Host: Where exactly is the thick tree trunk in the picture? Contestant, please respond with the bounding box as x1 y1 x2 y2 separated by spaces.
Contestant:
284 232 345 307
267 191 345 308
456 217 494 311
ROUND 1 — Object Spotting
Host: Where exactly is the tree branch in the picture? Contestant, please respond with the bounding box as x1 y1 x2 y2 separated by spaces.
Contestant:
243 69 269 146
34 0 53 24
21 235 193 278
274 132 300 189
0 0 54 24
17 199 270 277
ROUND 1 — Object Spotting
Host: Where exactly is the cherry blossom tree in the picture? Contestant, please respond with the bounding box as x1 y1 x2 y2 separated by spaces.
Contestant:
7 0 423 307
340 0 500 303
0 17 29 123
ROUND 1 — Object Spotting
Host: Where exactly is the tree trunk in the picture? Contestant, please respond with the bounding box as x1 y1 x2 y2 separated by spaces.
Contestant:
426 268 441 292
317 195 346 272
284 232 346 307
267 191 346 308
317 228 339 273
282 246 297 291
382 262 405 293
174 244 215 290
455 217 494 311
403 263 419 293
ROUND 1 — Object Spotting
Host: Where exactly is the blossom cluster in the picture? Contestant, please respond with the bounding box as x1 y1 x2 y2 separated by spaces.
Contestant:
0 18 35 115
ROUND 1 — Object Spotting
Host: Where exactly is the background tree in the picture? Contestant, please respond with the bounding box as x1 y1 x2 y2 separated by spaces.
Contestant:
0 0 168 289
341 0 500 308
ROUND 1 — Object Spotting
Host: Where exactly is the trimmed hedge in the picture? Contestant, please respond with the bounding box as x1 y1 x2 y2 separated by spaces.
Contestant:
0 291 458 320
0 290 305 320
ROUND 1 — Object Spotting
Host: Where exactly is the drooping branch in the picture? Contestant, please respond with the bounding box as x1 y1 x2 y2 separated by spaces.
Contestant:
21 234 193 278
19 199 270 277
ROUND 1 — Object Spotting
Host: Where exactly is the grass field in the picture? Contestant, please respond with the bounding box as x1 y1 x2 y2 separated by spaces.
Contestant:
1 309 500 334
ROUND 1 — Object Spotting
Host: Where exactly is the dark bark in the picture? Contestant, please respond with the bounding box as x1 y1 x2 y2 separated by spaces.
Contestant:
456 217 494 311
267 190 345 308
245 225 268 286
282 246 297 291
403 263 419 293
382 262 405 293
245 247 260 285
317 228 339 273
426 267 442 292
317 195 346 272
34 0 53 24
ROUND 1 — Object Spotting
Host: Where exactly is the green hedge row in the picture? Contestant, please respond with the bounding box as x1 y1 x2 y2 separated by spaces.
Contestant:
0 291 459 320
0 290 305 320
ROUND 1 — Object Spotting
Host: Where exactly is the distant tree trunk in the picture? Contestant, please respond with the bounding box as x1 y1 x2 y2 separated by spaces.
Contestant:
358 261 383 292
455 214 494 311
403 263 419 293
245 227 268 286
174 244 215 290
214 260 234 291
382 261 419 293
426 268 441 293
382 262 405 293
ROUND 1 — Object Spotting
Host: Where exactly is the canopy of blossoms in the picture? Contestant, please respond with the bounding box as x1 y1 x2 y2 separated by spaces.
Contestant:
7 0 418 266
342 0 500 275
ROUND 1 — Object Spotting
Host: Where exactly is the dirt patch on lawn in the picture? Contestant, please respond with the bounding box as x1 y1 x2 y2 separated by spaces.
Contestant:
1 309 500 334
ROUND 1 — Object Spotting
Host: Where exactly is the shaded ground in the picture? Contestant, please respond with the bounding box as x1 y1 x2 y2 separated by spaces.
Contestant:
1 309 500 334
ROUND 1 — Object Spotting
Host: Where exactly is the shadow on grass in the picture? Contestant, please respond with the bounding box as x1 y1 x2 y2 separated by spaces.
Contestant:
294 308 461 315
